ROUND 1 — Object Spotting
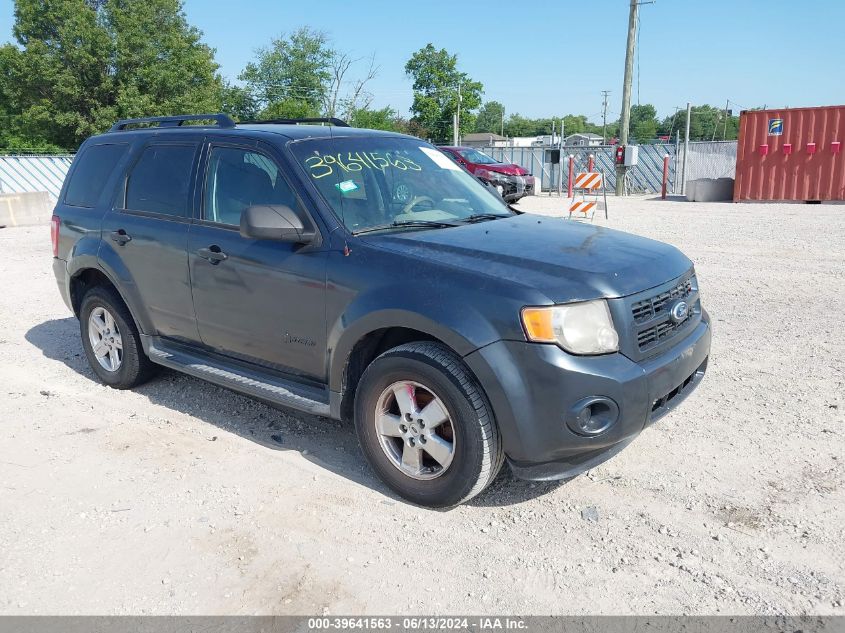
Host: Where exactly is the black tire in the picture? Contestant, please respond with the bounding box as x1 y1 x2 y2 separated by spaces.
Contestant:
79 285 158 389
354 342 503 508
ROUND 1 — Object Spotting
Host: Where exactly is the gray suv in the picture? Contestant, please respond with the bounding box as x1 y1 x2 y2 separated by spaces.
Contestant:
51 114 711 507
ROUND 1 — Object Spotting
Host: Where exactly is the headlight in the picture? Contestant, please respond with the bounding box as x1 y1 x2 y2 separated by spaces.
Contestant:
521 300 619 355
487 171 511 183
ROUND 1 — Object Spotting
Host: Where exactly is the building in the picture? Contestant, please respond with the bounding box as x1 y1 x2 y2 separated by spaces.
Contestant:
563 133 603 147
460 132 509 148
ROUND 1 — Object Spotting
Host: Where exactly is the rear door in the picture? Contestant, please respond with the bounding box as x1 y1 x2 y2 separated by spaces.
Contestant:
99 138 202 343
187 139 327 380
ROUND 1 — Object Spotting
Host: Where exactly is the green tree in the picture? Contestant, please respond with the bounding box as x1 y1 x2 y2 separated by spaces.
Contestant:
629 104 658 143
0 0 222 150
350 106 399 131
661 104 739 141
238 27 332 120
220 82 258 121
475 100 505 134
404 44 482 144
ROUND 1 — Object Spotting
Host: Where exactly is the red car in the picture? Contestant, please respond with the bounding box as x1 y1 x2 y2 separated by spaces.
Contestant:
439 146 535 202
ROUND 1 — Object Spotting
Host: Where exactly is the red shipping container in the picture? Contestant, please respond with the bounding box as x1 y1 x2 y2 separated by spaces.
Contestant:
734 105 845 202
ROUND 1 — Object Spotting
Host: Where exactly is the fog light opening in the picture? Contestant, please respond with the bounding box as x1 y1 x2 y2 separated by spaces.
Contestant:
567 397 619 436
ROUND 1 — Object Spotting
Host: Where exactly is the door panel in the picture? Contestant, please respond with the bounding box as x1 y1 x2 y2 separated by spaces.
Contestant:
188 142 327 380
99 140 201 342
188 225 327 379
100 212 198 341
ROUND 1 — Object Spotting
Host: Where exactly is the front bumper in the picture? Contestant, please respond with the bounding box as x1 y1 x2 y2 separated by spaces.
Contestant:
486 175 535 201
464 315 711 480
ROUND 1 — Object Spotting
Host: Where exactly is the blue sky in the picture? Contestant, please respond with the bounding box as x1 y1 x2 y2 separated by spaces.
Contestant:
1 0 843 122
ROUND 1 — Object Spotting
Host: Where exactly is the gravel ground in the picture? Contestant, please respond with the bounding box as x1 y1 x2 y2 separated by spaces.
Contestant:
0 195 843 615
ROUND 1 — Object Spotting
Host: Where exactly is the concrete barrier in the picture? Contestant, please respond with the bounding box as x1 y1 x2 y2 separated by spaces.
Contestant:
685 178 735 202
0 191 53 227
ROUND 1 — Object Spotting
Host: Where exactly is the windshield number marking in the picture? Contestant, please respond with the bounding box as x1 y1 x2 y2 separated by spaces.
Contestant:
305 152 422 179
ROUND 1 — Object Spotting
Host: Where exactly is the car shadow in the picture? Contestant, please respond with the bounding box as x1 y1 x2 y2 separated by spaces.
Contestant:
26 317 567 509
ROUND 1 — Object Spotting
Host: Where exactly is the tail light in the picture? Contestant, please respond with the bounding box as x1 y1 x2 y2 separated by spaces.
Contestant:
50 215 60 257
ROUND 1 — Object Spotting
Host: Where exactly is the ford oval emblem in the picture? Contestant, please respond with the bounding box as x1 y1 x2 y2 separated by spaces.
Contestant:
670 301 689 323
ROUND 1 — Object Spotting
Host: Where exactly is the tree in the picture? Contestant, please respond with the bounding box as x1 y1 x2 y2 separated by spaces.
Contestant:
238 27 332 120
475 101 505 134
661 104 739 141
235 29 378 122
350 106 399 131
0 0 222 150
404 44 482 144
220 82 258 122
325 53 378 119
629 104 658 143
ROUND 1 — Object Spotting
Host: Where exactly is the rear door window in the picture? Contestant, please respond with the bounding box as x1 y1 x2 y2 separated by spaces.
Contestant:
64 144 128 208
124 144 197 217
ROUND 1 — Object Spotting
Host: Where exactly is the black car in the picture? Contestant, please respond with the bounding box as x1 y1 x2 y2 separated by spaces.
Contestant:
51 114 710 507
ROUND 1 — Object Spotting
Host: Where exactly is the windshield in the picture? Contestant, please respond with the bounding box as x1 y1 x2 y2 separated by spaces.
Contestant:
458 148 500 165
290 136 510 234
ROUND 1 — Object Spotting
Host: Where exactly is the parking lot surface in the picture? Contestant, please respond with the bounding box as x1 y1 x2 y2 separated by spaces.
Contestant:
1 195 843 614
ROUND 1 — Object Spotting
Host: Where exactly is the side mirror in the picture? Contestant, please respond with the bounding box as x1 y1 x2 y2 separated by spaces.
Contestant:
240 205 315 243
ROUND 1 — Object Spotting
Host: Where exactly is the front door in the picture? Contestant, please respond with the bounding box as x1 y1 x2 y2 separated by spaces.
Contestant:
187 141 327 380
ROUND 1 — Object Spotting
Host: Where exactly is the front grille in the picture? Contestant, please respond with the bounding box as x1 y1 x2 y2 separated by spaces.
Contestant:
636 299 699 351
631 277 693 323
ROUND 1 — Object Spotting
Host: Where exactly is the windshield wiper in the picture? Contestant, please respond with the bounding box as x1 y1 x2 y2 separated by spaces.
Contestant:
352 220 462 235
460 213 510 224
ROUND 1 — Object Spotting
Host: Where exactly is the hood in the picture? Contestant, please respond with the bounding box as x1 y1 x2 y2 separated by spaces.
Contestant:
484 163 528 176
364 214 692 302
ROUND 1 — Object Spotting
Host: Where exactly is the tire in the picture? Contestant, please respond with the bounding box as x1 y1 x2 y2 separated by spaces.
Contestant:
79 285 158 389
354 342 503 508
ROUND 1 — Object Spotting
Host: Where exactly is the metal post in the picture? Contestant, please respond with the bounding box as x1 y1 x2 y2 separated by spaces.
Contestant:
661 155 670 200
681 102 691 195
567 155 575 198
452 113 459 146
588 154 595 172
615 0 639 196
674 130 680 193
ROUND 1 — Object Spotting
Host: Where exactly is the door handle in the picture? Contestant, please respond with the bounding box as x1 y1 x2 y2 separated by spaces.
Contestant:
197 245 228 264
110 229 131 245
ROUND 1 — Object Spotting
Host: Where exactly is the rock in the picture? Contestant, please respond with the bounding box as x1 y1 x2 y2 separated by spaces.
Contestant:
581 506 599 522
270 434 283 445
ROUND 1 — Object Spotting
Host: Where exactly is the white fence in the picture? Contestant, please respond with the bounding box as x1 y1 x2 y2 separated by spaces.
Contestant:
0 141 737 200
0 155 74 201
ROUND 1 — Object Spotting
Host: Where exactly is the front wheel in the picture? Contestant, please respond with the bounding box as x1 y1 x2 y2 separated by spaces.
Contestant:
354 342 503 507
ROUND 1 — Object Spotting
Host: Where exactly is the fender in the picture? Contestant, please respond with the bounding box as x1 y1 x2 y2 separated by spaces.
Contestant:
79 239 155 335
327 281 503 393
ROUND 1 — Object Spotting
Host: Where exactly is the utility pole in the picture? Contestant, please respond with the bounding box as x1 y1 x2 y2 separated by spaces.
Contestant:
615 0 639 196
456 82 462 145
601 90 611 144
501 108 505 137
722 99 730 140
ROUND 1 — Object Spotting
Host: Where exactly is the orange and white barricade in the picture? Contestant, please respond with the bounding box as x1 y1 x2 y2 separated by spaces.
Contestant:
568 170 607 222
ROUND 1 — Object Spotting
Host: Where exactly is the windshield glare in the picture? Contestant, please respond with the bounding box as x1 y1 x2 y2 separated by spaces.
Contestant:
290 137 510 234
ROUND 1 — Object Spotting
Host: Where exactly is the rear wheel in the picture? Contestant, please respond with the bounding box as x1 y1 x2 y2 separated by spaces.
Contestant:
354 342 503 507
79 286 158 389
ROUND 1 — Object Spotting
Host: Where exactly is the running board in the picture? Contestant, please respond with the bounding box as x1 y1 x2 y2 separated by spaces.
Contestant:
144 337 330 417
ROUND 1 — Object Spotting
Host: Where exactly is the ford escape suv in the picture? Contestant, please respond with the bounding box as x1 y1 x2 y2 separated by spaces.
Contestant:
51 113 710 508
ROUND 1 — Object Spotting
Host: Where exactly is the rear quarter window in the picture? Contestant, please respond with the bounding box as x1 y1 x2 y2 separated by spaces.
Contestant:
64 144 128 208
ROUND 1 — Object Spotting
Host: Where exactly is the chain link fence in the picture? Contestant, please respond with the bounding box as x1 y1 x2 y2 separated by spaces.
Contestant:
478 141 737 195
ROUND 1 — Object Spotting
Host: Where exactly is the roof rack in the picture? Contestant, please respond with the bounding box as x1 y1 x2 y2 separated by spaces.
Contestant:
109 113 236 132
242 117 350 128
